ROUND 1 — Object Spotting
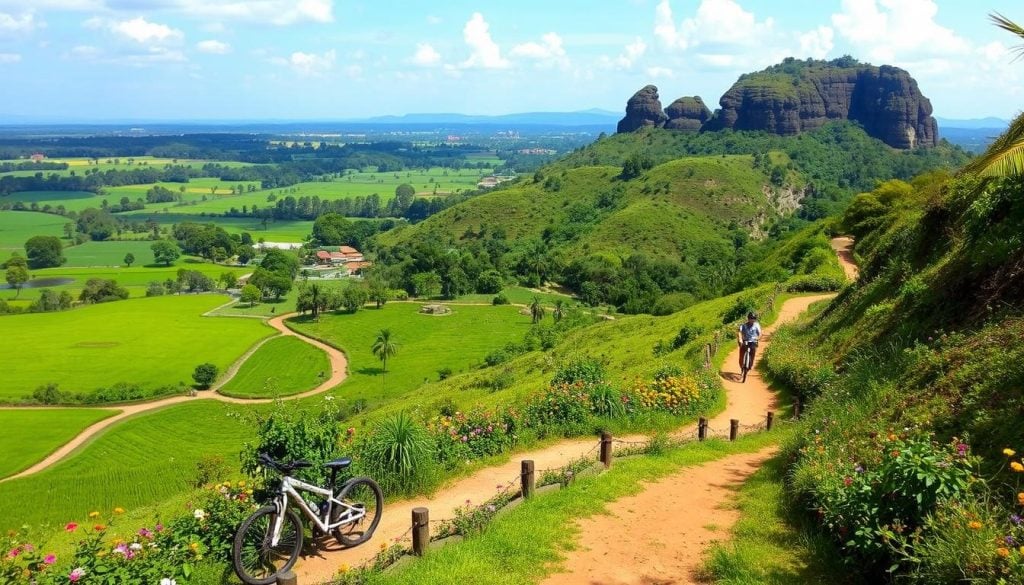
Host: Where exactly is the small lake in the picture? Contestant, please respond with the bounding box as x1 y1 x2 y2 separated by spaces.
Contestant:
0 277 75 289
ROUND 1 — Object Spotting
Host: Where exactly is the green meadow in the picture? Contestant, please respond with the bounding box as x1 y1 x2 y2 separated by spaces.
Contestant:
0 295 273 400
0 156 255 178
111 214 314 243
0 191 100 212
0 408 119 479
61 240 165 267
0 210 69 255
217 336 330 398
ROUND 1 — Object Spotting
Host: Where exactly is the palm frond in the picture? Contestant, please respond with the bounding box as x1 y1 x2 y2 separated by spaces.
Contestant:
991 12 1024 61
962 113 1024 177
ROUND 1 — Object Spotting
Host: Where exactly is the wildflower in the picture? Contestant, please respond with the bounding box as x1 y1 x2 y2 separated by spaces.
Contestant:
1005 535 1017 547
337 563 350 574
94 524 105 531
130 543 143 551
1011 515 1022 526
379 542 387 550
997 547 1010 558
854 465 865 474
843 477 853 487
193 509 207 521
956 443 968 457
1005 448 1017 457
160 579 177 585
1018 492 1024 506
189 543 200 551
44 554 56 565
138 528 153 539
113 507 125 514
69 568 86 582
8 547 20 558
113 544 129 556
88 511 100 519
1012 462 1024 473
968 521 983 530
238 480 246 488
22 544 33 552
65 522 78 532
154 523 164 532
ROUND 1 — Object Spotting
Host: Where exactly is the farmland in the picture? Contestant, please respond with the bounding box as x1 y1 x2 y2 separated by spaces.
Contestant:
0 408 118 478
217 336 330 398
0 210 69 255
0 295 273 401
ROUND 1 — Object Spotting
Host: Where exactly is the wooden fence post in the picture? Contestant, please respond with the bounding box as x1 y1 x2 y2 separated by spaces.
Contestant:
412 507 429 556
704 344 711 368
277 571 297 585
766 411 774 431
600 431 613 469
521 460 535 498
793 398 802 419
698 417 707 441
729 419 739 441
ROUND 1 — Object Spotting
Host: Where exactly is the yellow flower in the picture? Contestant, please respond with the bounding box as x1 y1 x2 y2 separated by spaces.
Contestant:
113 507 125 514
968 521 983 530
189 542 200 551
1004 448 1017 457
246 489 254 495
1020 546 1024 555
997 547 1010 558
1018 492 1024 506
237 480 246 488
337 564 350 574
88 511 100 519
1012 462 1024 473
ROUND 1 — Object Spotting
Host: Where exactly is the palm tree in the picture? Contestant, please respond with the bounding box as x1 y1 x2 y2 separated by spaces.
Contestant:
963 13 1024 177
552 299 565 323
308 282 322 320
371 329 398 393
529 296 546 324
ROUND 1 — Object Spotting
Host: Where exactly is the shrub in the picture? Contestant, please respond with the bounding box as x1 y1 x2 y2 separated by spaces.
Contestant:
488 368 515 391
524 382 592 433
437 366 453 380
551 357 605 386
722 294 758 324
239 397 343 486
761 328 836 399
191 363 219 389
428 408 518 461
629 372 710 415
671 324 703 349
32 383 64 404
491 293 510 305
785 274 843 292
357 412 436 495
193 455 228 488
587 382 624 418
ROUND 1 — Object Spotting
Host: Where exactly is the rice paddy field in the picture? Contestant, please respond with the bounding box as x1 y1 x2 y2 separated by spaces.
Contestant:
0 210 70 255
217 336 330 398
0 408 119 479
0 294 273 400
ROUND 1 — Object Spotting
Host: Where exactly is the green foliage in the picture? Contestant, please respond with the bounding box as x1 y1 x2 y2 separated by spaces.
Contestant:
672 323 703 349
149 240 180 266
217 336 330 398
551 357 605 386
240 398 343 486
491 292 509 305
761 328 837 399
240 283 261 306
358 412 436 495
78 278 128 304
24 235 65 269
191 363 218 389
722 294 758 324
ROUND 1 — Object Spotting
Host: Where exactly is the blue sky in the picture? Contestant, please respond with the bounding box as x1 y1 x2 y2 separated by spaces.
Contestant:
0 0 1021 121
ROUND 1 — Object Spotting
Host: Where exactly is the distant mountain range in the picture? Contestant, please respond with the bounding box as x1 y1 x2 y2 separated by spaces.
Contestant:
936 117 1009 129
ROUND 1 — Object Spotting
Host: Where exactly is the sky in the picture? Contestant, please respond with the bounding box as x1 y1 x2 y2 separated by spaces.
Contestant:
0 0 1021 121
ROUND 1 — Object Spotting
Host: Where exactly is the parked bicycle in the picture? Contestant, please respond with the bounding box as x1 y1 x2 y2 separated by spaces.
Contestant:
739 340 758 383
231 453 383 585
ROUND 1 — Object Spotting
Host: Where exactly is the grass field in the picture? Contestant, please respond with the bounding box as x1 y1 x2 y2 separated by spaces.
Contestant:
112 214 314 243
0 295 273 400
0 400 255 531
0 408 119 479
289 302 532 406
0 190 101 212
0 210 70 255
61 240 165 267
217 336 330 398
0 156 254 178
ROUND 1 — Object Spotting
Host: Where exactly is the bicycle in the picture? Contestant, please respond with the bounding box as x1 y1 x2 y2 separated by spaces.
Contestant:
231 453 384 585
739 341 758 383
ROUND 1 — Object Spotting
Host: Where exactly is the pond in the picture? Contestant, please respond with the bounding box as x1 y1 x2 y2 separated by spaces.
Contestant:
0 277 75 290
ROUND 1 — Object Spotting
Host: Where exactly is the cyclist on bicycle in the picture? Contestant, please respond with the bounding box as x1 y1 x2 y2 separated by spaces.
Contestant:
737 312 761 373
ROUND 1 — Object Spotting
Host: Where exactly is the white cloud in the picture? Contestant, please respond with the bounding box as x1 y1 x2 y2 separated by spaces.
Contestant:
276 49 335 76
0 52 20 63
0 12 36 34
510 32 569 69
798 26 834 59
655 0 773 51
460 12 508 69
412 42 441 66
196 39 230 54
106 17 183 44
646 65 673 78
426 15 442 25
831 0 970 62
599 37 646 70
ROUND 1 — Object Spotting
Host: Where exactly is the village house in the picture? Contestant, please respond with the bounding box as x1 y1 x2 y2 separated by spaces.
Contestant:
314 246 369 271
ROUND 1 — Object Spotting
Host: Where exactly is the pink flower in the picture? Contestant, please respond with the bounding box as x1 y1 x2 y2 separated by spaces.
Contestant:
154 523 164 532
138 528 153 539
69 568 86 582
7 547 19 558
65 522 78 532
44 554 56 565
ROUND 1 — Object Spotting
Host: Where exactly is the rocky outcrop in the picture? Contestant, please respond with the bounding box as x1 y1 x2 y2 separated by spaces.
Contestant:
617 85 668 133
614 59 939 149
664 96 711 132
712 60 937 148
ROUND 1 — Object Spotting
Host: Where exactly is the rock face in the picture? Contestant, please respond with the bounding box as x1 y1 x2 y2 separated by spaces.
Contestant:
614 59 939 149
617 85 668 133
664 97 711 131
712 60 938 149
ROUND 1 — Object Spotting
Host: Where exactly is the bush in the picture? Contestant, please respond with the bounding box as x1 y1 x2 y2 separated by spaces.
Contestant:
671 324 703 349
760 328 836 399
144 281 165 297
239 397 343 486
193 455 228 488
491 293 510 305
357 412 436 496
785 274 843 292
437 366 453 380
191 363 219 389
524 382 592 434
551 357 605 386
31 383 64 404
722 294 758 324
488 368 515 391
587 382 624 418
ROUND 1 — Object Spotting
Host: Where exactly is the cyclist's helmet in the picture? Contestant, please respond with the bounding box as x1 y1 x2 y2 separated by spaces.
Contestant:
747 312 758 320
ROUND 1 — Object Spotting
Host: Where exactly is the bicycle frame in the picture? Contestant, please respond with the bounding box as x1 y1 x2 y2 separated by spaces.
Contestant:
268 476 366 546
741 342 757 369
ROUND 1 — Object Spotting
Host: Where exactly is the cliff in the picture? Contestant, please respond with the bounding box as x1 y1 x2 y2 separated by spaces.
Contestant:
616 85 668 133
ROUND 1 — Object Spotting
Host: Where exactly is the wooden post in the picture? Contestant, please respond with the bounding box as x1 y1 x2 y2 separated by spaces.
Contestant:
412 507 429 556
703 344 711 368
277 571 297 585
600 431 613 469
698 417 707 441
521 460 535 499
730 419 739 441
793 398 802 419
766 411 774 431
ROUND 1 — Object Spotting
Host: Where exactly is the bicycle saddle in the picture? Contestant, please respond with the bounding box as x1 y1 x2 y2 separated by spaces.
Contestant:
324 457 352 469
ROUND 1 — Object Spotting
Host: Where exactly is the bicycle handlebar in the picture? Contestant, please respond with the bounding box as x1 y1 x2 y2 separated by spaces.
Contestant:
258 453 312 474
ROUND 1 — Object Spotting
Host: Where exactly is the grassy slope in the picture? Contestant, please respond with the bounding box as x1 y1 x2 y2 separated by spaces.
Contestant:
0 409 119 479
61 240 170 267
0 210 69 255
217 336 330 398
0 295 273 399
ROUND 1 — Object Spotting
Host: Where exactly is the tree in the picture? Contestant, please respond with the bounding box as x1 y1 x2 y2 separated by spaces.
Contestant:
312 212 355 245
552 299 566 323
964 13 1024 177
340 284 369 312
529 295 546 324
177 269 215 293
3 253 26 270
145 281 165 297
24 236 65 269
79 278 129 303
76 208 119 241
260 249 300 279
192 363 219 389
410 271 441 298
371 329 398 393
219 271 238 290
123 252 135 267
151 240 181 266
5 264 29 297
249 267 292 300
240 284 261 307
367 277 389 309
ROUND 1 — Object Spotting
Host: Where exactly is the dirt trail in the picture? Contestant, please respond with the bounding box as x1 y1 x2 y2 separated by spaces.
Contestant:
831 236 859 281
542 447 778 585
292 293 833 584
0 312 347 482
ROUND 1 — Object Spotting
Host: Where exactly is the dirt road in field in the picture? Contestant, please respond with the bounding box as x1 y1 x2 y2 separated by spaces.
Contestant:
0 311 346 482
831 236 860 281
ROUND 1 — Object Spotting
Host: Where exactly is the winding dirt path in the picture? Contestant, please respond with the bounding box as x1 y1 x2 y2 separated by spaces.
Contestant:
831 236 859 281
0 311 347 482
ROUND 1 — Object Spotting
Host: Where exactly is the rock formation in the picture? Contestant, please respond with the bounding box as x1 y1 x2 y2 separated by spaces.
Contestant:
616 85 668 133
664 96 711 131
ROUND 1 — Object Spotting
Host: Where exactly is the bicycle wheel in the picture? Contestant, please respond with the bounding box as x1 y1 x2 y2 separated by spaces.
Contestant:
332 477 384 547
232 505 304 585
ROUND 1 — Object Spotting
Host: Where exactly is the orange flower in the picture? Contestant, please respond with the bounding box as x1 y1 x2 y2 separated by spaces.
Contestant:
997 547 1010 558
968 521 983 530
1018 492 1024 506
1012 462 1024 473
